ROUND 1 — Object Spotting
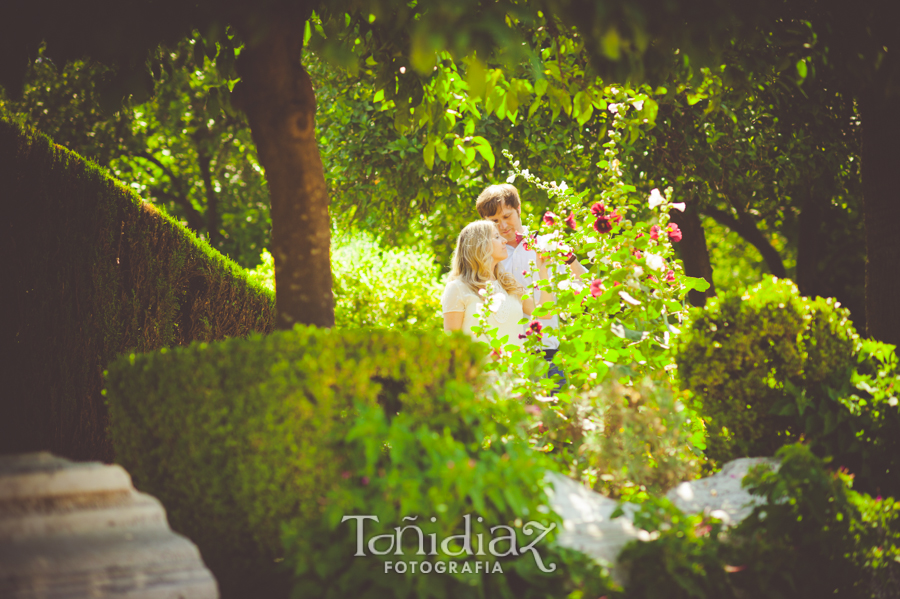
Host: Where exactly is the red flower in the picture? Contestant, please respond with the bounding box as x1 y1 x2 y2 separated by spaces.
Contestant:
636 232 644 239
612 281 621 287
593 216 613 234
665 270 676 283
650 225 660 240
590 279 604 297
562 252 574 262
543 211 557 226
610 210 623 224
667 223 683 242
590 202 606 217
564 211 578 230
526 320 543 337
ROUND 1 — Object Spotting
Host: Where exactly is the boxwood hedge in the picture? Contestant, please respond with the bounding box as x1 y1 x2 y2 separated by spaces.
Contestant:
104 327 487 598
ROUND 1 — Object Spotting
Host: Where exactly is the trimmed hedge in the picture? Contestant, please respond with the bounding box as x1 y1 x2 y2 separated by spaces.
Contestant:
104 327 486 599
676 277 900 496
0 120 274 461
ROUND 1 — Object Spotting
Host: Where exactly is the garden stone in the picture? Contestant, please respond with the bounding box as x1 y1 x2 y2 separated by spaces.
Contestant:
666 457 777 525
0 452 218 598
547 457 777 579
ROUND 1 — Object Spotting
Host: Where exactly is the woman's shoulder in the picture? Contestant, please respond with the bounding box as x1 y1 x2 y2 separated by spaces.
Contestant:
445 278 478 295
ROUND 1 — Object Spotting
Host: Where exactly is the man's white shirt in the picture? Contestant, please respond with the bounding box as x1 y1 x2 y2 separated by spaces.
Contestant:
498 227 563 351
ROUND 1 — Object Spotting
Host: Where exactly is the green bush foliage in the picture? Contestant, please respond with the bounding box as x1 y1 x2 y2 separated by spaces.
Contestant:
282 370 617 599
247 233 443 331
676 277 900 495
535 368 705 500
106 327 510 598
0 120 274 461
617 444 900 598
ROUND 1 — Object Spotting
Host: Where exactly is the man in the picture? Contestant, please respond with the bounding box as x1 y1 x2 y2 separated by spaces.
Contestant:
475 184 587 388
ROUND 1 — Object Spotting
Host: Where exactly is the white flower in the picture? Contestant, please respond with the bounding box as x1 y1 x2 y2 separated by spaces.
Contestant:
645 252 665 271
506 172 517 183
522 169 530 177
608 103 621 114
559 181 568 192
587 249 597 260
670 202 686 212
535 232 559 252
619 290 641 306
487 293 504 313
632 100 644 110
648 188 665 209
633 266 644 277
558 280 571 291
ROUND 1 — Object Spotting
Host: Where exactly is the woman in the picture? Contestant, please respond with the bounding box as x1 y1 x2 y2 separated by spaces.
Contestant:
441 220 552 347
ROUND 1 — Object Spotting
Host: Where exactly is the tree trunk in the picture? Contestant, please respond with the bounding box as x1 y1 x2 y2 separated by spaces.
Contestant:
860 87 900 346
669 206 716 307
196 142 222 249
235 14 334 329
795 182 824 298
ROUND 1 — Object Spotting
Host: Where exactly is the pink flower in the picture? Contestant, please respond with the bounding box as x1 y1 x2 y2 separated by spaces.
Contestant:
590 202 606 217
610 210 623 224
650 225 660 240
667 223 683 242
361 476 370 485
526 320 543 337
564 212 578 230
647 274 659 283
562 252 574 262
590 279 604 297
543 211 557 226
665 270 676 283
593 216 612 234
522 270 528 276
342 471 352 479
524 404 542 415
612 281 621 287
632 249 643 259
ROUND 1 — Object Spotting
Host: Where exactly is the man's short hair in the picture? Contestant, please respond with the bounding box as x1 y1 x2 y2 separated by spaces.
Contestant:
476 184 521 218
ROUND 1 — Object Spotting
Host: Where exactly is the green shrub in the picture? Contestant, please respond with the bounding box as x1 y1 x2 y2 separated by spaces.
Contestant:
676 277 900 495
536 368 705 500
247 232 444 331
617 444 900 599
108 327 606 598
0 120 273 461
283 370 617 599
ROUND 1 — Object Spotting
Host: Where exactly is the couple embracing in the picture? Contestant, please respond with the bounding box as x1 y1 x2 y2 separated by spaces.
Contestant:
441 184 588 381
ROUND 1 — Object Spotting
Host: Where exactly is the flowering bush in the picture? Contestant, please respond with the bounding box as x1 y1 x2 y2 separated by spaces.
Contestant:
491 142 709 400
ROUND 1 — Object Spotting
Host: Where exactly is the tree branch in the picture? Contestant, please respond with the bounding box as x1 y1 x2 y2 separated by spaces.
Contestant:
703 206 787 278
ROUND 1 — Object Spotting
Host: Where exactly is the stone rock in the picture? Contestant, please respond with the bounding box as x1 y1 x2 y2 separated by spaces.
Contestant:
666 457 777 526
0 452 218 599
547 457 777 578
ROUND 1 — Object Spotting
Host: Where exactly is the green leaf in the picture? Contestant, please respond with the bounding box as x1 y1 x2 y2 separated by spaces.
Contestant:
472 136 495 169
684 276 711 292
796 59 808 81
423 139 435 169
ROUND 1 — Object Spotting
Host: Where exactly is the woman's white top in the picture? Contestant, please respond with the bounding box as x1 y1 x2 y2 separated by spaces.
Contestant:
441 279 525 348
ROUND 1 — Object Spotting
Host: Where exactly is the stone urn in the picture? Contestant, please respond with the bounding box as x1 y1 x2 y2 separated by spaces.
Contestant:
0 452 218 598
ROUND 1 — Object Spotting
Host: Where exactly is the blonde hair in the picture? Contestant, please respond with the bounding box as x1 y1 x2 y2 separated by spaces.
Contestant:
449 221 522 296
